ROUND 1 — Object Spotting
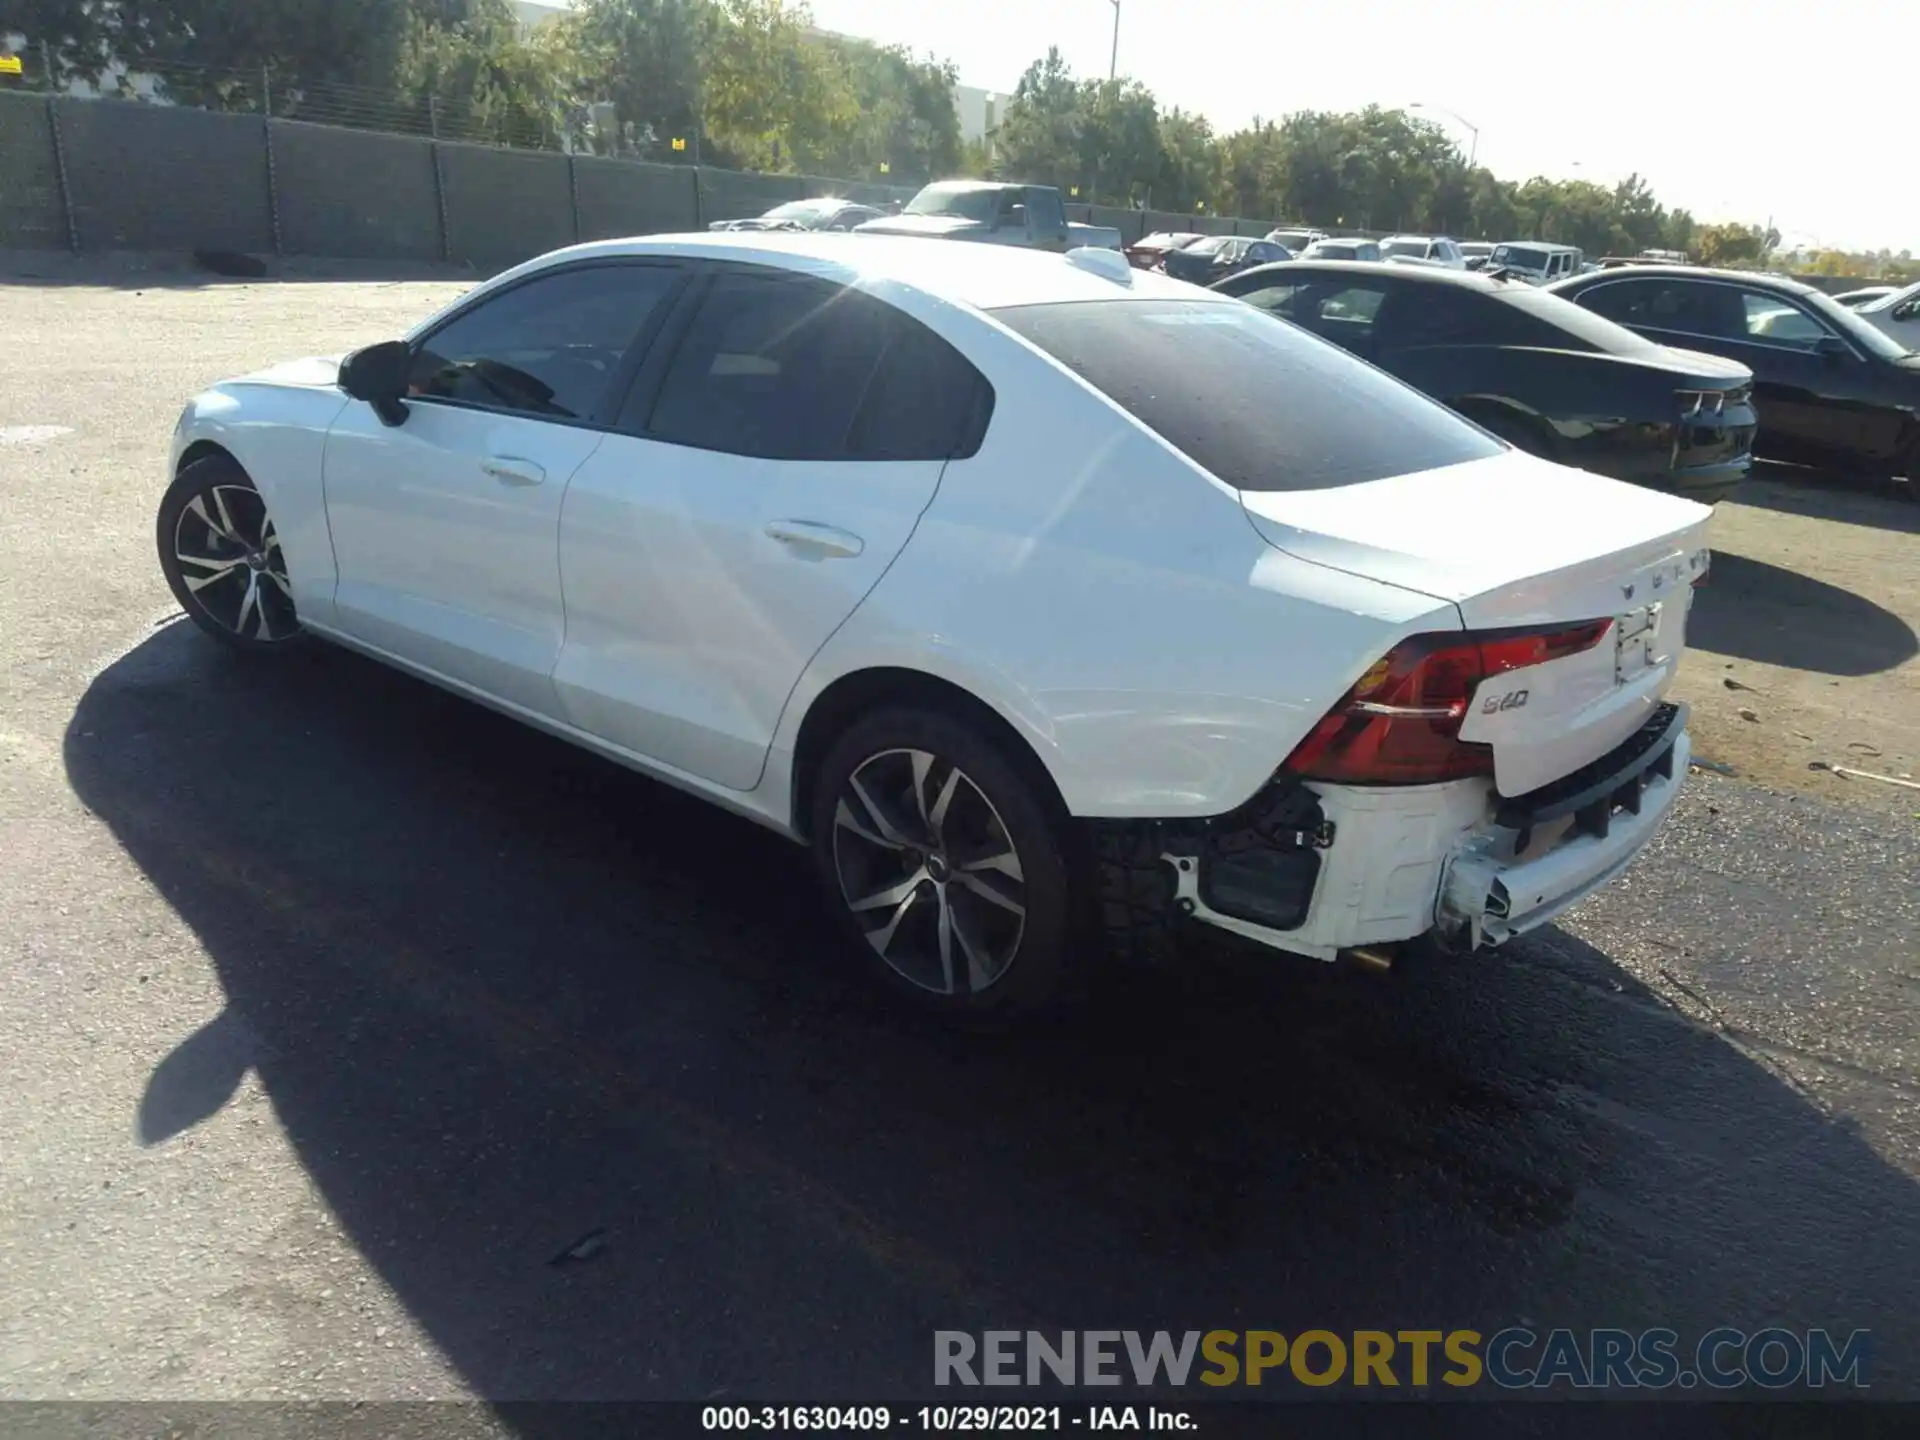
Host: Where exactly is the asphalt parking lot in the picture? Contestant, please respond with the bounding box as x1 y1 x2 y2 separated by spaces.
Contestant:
2 260 1917 1413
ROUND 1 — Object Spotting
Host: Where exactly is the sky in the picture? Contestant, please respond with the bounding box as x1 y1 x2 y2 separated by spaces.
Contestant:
805 0 1918 255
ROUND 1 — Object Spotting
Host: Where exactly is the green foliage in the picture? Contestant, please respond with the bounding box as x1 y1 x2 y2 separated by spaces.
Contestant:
3 0 1784 248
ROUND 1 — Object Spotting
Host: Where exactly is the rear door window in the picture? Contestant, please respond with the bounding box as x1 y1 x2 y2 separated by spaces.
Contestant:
992 298 1501 492
637 268 990 461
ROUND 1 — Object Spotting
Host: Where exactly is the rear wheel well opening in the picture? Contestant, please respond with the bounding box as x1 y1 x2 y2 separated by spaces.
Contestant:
789 667 1069 842
176 440 240 478
1456 400 1556 457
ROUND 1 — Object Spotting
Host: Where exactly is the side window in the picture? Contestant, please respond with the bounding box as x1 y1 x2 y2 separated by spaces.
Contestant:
847 318 995 461
644 271 891 460
1740 293 1829 347
1232 281 1301 317
1028 188 1065 230
1310 284 1389 331
1582 279 1717 333
409 263 682 422
641 270 991 462
1377 286 1493 347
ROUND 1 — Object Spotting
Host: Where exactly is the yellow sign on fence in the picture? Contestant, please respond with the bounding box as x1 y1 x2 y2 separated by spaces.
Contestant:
0 55 25 75
671 136 687 152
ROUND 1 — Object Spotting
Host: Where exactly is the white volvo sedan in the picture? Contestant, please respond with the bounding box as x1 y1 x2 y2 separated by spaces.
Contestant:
160 233 1709 1020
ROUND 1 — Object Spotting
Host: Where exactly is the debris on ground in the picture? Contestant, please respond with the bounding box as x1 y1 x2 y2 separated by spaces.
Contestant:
1737 707 1760 723
548 1228 609 1266
1809 762 1920 790
1690 758 1739 777
1723 677 1757 692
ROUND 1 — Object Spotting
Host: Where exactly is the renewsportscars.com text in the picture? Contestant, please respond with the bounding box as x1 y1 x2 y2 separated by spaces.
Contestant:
935 1328 1870 1390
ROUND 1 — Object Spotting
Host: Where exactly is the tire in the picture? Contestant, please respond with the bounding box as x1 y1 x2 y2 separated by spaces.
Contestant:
809 707 1075 1024
157 452 305 653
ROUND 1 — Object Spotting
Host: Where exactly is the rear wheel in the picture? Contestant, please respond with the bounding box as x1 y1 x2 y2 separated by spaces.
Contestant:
157 453 304 652
809 708 1074 1023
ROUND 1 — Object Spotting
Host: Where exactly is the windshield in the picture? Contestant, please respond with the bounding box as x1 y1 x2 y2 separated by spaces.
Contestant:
1140 232 1198 250
1461 243 1494 257
1308 243 1357 259
1493 244 1551 271
1184 235 1231 256
903 185 999 223
763 199 836 222
1858 279 1920 315
991 298 1501 491
1270 231 1316 249
1381 240 1429 259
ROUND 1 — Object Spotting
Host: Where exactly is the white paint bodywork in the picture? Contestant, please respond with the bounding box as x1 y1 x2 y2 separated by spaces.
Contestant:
167 232 1712 962
1852 280 1920 352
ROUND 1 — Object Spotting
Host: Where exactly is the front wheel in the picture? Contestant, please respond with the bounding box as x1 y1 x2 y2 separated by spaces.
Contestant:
809 708 1075 1023
157 453 304 652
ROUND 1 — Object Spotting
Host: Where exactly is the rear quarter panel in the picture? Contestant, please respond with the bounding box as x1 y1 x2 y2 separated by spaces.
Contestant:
764 316 1459 821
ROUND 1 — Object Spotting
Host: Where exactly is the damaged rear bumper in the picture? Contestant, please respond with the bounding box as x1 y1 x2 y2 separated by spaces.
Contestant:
1154 703 1691 962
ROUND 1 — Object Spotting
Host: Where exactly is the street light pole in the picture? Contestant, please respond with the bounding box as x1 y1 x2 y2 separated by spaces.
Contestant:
1108 0 1121 81
1411 101 1479 168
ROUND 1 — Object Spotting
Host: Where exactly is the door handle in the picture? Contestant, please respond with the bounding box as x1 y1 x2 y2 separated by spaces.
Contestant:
764 519 865 558
481 456 545 486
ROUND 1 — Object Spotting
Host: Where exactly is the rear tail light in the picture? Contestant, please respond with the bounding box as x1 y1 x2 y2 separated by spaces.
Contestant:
1282 620 1614 785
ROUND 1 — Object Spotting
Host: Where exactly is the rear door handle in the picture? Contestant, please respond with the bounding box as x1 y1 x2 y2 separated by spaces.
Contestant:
764 519 865 558
482 456 545 486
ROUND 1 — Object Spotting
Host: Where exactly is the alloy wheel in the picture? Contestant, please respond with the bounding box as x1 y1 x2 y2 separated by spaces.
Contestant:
830 747 1027 996
172 484 297 641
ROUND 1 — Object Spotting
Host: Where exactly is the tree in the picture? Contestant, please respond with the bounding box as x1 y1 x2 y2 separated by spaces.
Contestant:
394 0 567 147
1695 222 1767 268
991 47 1081 188
560 0 709 158
0 0 186 82
1152 108 1216 212
1075 77 1158 204
817 35 960 183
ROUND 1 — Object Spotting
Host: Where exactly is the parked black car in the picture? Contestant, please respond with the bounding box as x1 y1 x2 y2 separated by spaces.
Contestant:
1211 261 1757 502
708 198 886 233
1161 235 1292 285
1548 266 1920 487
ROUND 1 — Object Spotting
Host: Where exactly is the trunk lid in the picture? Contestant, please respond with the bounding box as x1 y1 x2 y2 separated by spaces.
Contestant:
1242 451 1714 795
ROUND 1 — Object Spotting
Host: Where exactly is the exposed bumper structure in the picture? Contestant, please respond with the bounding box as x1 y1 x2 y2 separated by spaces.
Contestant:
1167 705 1692 961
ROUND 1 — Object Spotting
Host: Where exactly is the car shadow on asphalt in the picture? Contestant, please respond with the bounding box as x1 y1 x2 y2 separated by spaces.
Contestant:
1686 550 1917 676
63 625 1920 1416
1735 468 1920 535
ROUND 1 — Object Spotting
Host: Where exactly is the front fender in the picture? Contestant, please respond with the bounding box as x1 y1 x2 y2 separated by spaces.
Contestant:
170 380 352 626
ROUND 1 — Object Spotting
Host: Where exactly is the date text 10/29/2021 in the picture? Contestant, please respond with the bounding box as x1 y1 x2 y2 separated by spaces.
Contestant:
703 1408 1191 1431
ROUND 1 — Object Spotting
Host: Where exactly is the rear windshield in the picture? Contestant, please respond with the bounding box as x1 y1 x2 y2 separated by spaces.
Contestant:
1498 287 1660 354
1381 240 1429 259
992 299 1502 491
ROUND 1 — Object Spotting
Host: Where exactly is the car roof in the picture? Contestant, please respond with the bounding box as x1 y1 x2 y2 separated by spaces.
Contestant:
1498 241 1580 253
1231 259 1516 293
1556 264 1820 296
504 231 1213 312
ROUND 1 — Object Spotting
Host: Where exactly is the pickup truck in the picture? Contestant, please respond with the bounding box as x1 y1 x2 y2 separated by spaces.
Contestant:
855 181 1072 251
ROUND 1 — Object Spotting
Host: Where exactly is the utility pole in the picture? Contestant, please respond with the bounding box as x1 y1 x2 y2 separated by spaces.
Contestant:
1108 0 1120 81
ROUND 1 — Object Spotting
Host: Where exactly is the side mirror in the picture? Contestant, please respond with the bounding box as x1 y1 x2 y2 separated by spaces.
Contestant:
998 203 1028 231
1812 334 1853 363
339 340 412 426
